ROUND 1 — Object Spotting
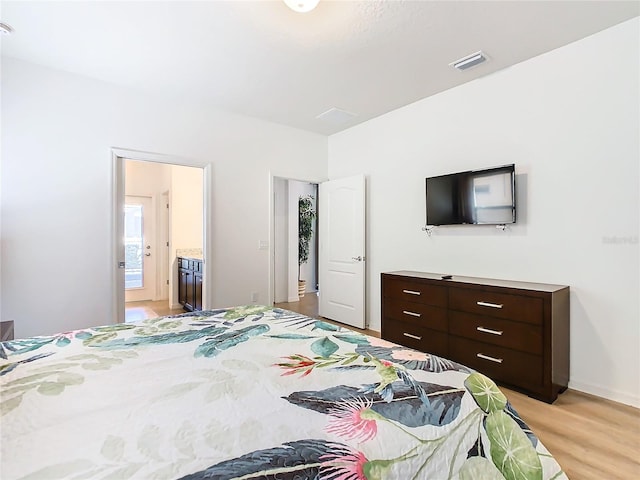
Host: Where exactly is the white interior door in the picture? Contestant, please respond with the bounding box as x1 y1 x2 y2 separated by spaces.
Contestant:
319 175 366 329
124 195 156 302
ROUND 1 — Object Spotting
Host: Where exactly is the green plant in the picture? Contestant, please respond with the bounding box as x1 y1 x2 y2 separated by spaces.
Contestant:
298 195 316 280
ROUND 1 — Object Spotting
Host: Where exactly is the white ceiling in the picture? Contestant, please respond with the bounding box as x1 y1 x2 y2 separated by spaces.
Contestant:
1 1 638 135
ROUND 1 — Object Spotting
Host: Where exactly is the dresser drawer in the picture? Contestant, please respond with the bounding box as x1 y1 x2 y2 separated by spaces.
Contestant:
383 278 447 308
449 336 542 388
449 311 542 355
384 299 447 333
383 319 448 358
449 288 543 325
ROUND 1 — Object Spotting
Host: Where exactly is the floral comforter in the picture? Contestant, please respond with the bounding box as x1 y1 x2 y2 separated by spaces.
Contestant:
0 306 566 480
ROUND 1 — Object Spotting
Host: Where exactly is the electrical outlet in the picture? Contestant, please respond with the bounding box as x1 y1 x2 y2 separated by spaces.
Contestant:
251 292 258 303
258 240 269 250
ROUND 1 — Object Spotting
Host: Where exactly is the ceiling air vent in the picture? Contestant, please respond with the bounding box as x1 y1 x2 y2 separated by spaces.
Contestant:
450 51 488 71
316 107 357 126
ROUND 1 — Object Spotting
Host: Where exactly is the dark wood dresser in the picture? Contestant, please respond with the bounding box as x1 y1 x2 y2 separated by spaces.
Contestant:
381 271 569 403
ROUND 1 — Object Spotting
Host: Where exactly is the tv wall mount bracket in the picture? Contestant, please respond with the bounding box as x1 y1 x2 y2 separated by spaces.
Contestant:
422 224 509 236
422 225 436 237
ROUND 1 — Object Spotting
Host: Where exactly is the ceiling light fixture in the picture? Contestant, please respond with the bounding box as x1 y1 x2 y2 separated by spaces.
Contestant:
0 23 14 35
450 51 488 71
283 0 320 13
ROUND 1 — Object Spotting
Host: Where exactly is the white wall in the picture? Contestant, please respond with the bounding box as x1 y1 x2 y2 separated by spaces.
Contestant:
286 180 300 302
125 159 171 199
1 58 327 338
170 164 203 255
328 19 639 406
273 177 289 303
170 164 204 307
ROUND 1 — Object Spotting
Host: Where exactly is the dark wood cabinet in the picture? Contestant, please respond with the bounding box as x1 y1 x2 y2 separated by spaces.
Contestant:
178 269 188 307
194 272 203 311
382 271 569 403
178 257 203 312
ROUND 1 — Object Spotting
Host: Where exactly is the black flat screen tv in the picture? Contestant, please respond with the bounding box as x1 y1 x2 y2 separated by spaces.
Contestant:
425 164 516 226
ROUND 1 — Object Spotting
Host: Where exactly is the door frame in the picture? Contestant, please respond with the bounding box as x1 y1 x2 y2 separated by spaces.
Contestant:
159 191 170 301
111 148 214 324
268 172 326 307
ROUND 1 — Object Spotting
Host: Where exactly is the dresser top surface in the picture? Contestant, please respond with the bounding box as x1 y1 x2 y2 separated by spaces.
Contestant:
383 271 569 293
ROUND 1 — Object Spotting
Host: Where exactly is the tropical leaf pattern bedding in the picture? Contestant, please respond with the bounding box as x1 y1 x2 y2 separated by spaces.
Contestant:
0 306 566 479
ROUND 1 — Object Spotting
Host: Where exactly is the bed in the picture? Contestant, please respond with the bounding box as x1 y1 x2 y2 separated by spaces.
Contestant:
1 306 566 479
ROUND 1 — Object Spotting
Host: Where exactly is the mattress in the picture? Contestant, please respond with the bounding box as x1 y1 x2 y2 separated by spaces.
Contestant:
0 306 567 479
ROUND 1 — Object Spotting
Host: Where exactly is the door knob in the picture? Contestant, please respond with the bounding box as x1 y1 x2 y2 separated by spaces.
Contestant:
352 256 365 262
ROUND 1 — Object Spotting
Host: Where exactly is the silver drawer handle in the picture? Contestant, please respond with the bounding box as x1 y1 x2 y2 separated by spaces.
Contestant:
476 326 503 336
477 301 503 309
402 289 421 296
476 353 503 364
403 332 422 340
402 310 421 318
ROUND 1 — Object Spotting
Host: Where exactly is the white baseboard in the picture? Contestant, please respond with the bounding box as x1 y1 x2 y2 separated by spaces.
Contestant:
568 380 640 408
170 303 182 310
287 295 299 303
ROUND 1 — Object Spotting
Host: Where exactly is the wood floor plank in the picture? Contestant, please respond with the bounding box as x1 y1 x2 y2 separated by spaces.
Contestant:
504 388 640 479
125 300 184 322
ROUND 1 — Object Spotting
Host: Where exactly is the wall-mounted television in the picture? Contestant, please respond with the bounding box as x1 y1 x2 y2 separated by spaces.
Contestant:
425 164 516 226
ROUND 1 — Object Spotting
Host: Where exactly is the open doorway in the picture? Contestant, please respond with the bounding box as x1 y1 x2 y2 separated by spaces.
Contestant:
112 149 213 325
270 174 367 328
272 177 319 316
122 159 204 322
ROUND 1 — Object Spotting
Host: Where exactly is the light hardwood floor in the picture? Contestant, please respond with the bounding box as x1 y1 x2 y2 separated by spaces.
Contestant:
275 292 380 337
124 300 184 322
502 387 639 479
275 293 640 479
